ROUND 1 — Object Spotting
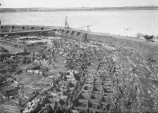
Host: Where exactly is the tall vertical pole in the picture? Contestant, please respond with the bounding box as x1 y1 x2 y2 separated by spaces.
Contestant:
65 16 67 28
65 16 69 29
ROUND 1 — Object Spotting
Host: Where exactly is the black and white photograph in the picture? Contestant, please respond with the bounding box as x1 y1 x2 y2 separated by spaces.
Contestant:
0 0 158 113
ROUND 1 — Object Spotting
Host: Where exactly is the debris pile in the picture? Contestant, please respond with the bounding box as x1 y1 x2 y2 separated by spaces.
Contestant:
1 35 158 113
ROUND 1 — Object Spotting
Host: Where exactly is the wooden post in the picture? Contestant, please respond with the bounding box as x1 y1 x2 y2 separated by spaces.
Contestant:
65 16 69 29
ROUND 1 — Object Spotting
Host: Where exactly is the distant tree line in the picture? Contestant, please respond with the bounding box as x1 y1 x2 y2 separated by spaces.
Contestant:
1 6 158 13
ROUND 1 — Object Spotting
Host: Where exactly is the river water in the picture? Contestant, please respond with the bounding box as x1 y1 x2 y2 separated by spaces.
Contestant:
0 10 158 37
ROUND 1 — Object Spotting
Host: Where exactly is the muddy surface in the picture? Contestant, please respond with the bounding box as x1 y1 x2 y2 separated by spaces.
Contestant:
1 35 158 113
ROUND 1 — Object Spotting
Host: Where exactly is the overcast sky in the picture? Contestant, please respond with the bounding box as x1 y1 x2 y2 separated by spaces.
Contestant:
1 0 158 8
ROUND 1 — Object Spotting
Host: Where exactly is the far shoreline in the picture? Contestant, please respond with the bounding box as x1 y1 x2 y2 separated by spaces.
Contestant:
1 6 158 13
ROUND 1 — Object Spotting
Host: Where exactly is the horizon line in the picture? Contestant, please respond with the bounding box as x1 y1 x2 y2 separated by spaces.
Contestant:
1 5 158 9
